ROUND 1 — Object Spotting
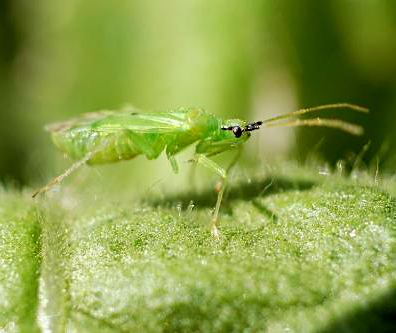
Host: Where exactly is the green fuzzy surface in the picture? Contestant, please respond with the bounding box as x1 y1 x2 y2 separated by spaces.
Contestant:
1 167 396 332
0 194 41 333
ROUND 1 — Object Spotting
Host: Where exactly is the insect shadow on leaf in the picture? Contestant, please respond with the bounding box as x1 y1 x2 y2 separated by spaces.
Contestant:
148 175 317 222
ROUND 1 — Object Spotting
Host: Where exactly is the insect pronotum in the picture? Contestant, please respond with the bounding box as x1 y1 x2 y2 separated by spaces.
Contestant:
33 103 368 237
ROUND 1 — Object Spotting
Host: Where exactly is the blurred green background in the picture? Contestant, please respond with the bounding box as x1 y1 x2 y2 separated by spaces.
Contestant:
1 1 396 191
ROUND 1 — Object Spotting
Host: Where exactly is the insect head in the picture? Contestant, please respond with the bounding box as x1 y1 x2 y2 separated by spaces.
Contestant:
221 121 263 138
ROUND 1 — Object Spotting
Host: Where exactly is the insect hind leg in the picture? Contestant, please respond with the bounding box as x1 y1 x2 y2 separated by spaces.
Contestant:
32 138 115 198
32 151 95 198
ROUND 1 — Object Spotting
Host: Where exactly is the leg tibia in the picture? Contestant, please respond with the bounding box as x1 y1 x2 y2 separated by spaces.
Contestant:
191 154 227 239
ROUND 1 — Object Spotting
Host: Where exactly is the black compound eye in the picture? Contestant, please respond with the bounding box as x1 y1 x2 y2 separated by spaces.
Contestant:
232 126 243 138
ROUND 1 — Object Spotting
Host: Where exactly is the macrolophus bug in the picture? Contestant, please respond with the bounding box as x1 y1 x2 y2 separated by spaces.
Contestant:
33 103 368 237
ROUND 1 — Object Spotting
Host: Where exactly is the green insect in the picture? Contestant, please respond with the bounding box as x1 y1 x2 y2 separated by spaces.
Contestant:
33 103 368 237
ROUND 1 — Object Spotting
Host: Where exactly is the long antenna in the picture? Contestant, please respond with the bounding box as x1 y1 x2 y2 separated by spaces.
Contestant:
264 117 364 136
262 103 368 125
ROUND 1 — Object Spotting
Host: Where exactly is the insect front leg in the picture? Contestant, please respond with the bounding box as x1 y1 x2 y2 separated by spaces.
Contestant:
190 154 227 239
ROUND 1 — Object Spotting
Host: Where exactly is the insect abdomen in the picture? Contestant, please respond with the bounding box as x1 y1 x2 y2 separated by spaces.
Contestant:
51 129 145 164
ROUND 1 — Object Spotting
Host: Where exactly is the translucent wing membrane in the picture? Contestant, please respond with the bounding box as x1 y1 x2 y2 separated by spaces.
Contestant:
92 112 189 133
45 110 115 133
262 103 368 125
45 109 190 134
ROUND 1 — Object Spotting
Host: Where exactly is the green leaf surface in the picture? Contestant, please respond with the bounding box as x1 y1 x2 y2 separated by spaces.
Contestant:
0 193 41 333
1 169 396 332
